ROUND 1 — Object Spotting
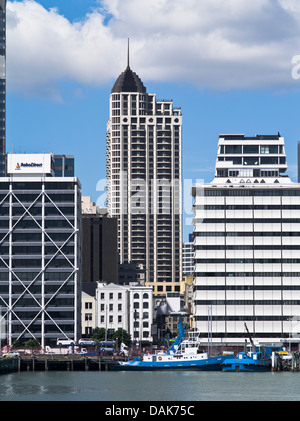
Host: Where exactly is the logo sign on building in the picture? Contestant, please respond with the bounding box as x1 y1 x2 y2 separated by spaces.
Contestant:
7 154 53 175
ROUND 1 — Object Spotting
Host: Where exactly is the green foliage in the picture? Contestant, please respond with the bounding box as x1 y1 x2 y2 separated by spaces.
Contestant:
90 327 131 346
25 339 40 349
112 328 131 346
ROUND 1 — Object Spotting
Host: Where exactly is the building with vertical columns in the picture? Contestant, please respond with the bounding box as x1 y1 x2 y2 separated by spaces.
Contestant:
106 55 182 296
0 0 6 176
0 153 82 348
192 133 300 346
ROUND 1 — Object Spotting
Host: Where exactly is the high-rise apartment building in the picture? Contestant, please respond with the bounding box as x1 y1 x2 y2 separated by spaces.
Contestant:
0 153 82 348
106 59 182 295
192 133 300 346
0 0 6 176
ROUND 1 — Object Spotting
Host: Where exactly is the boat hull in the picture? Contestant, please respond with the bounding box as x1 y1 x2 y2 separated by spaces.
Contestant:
109 355 232 371
221 355 271 372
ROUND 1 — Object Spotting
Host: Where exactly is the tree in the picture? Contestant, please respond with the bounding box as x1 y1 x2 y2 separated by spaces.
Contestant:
25 339 40 349
90 327 106 342
112 328 131 346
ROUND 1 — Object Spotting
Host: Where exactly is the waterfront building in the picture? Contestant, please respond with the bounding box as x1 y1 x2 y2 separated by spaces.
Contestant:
192 133 300 346
0 0 6 176
0 153 82 348
106 51 182 296
95 282 153 343
81 196 118 284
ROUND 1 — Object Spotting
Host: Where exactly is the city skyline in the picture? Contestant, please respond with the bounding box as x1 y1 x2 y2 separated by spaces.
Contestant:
5 0 300 241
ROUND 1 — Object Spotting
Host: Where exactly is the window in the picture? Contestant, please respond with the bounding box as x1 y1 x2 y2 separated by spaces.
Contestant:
260 157 278 165
243 157 259 165
225 145 242 154
244 145 259 154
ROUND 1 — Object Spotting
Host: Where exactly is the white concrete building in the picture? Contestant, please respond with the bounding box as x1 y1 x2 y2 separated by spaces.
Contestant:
95 282 153 343
81 290 96 337
192 133 300 346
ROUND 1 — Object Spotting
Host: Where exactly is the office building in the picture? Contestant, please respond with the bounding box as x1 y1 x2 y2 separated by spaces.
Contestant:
0 0 6 176
192 133 300 346
53 155 74 177
106 55 182 295
81 196 118 284
0 153 82 348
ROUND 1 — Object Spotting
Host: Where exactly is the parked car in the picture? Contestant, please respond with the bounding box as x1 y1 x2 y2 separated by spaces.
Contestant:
78 338 96 346
3 351 20 358
57 338 75 346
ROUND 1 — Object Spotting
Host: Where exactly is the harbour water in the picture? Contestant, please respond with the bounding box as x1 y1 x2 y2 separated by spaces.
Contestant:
1 370 300 401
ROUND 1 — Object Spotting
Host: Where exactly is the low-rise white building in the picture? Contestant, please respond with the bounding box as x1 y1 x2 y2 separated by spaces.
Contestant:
95 282 154 343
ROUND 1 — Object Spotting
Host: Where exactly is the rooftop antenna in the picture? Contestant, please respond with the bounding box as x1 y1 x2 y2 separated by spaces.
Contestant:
127 38 130 68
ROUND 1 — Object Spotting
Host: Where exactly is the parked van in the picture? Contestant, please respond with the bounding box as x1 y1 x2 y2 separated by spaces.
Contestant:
56 338 75 346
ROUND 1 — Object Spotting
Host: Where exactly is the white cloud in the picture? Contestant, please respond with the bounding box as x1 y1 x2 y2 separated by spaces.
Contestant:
6 0 300 98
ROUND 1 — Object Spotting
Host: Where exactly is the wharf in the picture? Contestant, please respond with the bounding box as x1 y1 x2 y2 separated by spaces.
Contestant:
272 351 300 372
0 355 121 373
0 357 18 374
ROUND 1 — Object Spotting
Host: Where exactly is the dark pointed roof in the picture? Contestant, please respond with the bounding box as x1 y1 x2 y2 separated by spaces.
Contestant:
111 65 147 94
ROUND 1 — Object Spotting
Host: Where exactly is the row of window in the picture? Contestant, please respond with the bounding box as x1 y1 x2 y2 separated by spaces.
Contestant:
195 205 300 210
195 245 300 250
195 299 300 305
195 272 300 277
218 156 286 165
100 302 150 311
197 218 300 223
195 258 300 264
195 285 300 290
199 189 300 196
219 144 284 155
99 292 149 300
195 231 300 236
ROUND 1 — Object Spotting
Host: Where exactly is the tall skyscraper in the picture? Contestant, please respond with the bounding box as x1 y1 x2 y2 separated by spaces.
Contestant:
192 133 300 346
0 0 6 176
106 52 182 295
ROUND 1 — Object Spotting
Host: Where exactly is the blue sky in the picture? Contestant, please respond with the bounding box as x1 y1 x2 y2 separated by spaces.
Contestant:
5 0 300 240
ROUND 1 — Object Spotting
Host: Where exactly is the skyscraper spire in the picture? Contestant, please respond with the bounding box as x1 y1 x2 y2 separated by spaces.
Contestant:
127 38 130 68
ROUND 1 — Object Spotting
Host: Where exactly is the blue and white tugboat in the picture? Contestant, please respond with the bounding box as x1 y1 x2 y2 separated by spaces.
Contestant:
109 315 233 371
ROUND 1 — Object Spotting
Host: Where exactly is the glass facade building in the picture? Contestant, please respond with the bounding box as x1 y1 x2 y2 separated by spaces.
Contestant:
0 154 82 348
0 0 6 176
54 155 75 177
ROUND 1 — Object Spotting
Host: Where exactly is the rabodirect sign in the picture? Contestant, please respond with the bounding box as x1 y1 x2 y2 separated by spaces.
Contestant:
7 154 53 175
